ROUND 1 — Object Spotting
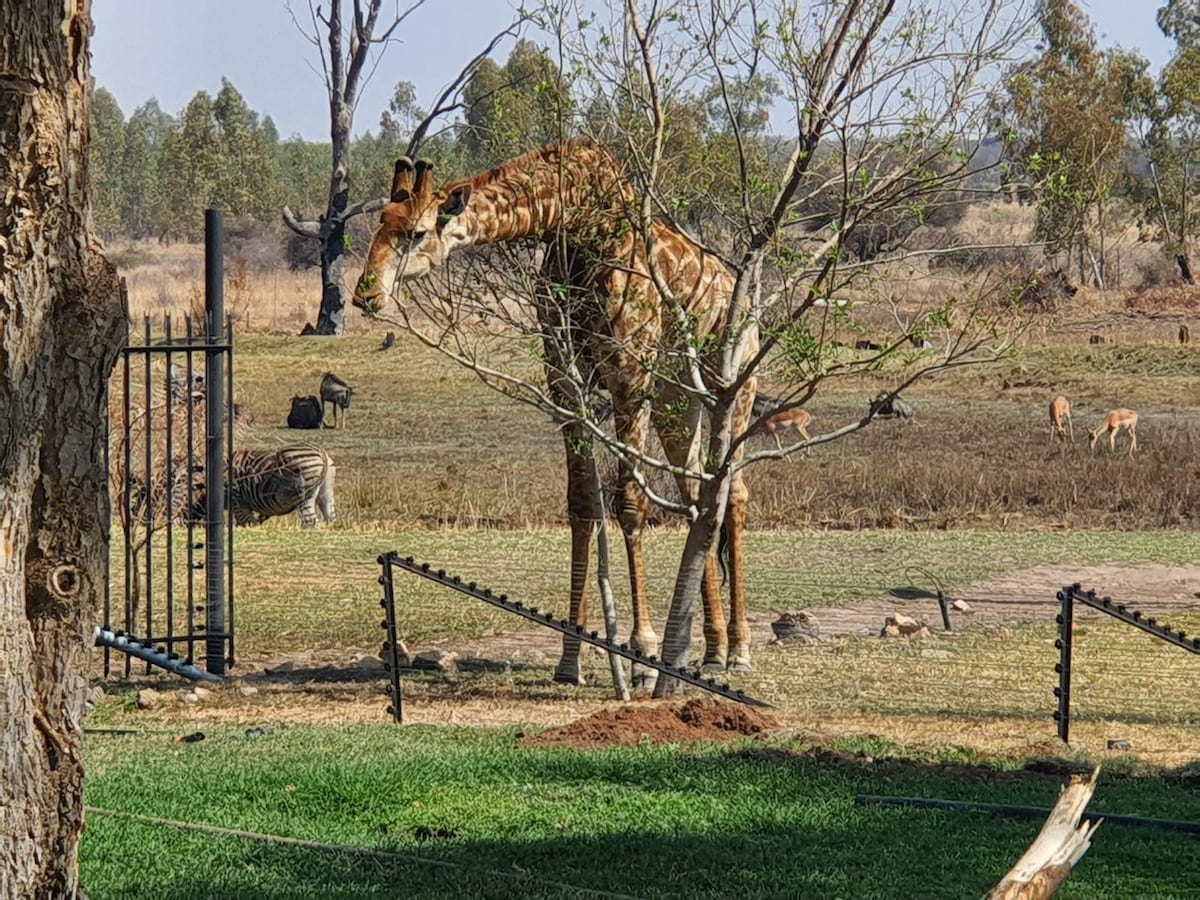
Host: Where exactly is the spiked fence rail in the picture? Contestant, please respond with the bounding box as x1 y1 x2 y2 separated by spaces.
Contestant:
93 626 221 682
375 551 770 722
1055 583 1199 743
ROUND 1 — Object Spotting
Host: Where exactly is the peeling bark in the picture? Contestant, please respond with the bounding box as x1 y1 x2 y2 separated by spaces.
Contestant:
0 1 125 896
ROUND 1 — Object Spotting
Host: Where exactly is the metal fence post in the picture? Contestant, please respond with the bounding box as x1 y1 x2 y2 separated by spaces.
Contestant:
204 208 227 676
379 554 404 724
1054 584 1074 744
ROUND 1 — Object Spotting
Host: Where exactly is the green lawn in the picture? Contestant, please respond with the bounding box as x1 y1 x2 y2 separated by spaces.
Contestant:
81 726 1198 899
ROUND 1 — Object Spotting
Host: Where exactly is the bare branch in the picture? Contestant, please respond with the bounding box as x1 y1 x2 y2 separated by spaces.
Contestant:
282 206 322 238
404 18 523 158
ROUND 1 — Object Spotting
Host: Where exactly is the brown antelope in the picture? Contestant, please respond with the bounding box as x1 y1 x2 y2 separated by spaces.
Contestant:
1089 408 1138 456
1049 395 1073 443
766 408 814 451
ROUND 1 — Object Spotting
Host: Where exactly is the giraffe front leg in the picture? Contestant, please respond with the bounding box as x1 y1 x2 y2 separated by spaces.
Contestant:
620 496 659 690
553 515 593 685
701 547 728 671
724 474 752 672
553 430 596 686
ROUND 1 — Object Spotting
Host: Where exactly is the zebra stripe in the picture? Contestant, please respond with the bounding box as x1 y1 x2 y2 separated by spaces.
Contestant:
192 447 335 528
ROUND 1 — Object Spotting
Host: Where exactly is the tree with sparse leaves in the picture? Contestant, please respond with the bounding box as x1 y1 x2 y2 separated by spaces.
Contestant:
283 0 520 334
1127 0 1200 283
999 0 1139 287
356 0 1035 697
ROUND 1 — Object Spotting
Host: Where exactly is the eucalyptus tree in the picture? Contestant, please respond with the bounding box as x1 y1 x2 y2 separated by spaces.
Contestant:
1126 0 1200 283
999 0 1138 287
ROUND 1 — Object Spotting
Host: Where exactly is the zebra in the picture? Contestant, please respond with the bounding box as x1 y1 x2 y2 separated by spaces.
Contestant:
190 447 335 528
320 372 354 429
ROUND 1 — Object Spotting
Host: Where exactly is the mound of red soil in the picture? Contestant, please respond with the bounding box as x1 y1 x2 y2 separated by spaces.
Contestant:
519 697 777 750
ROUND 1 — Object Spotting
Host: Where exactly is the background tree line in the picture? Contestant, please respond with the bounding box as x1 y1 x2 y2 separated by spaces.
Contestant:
90 2 1200 291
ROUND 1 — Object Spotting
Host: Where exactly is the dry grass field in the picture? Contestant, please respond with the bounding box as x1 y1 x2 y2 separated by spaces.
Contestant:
97 235 1200 763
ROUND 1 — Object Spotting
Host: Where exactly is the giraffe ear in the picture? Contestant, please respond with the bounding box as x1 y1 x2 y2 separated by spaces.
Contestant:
413 160 434 198
390 158 415 202
438 184 471 221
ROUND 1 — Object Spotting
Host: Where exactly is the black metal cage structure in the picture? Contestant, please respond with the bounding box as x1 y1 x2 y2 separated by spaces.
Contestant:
103 210 235 678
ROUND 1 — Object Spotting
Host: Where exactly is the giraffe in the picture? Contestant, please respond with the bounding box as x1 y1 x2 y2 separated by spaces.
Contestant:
353 140 758 685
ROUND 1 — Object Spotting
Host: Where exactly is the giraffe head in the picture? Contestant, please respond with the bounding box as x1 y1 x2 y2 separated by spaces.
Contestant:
353 158 472 313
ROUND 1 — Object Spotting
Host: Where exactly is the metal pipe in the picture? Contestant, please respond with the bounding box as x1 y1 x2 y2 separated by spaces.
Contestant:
379 555 404 724
93 626 220 683
164 314 175 654
855 794 1200 835
184 314 197 665
204 208 226 676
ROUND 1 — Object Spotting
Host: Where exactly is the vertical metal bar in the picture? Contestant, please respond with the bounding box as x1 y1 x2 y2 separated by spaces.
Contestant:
121 327 132 677
204 208 227 676
184 315 197 665
142 315 154 675
1054 585 1074 744
935 589 952 632
380 553 404 724
225 314 236 668
164 314 175 651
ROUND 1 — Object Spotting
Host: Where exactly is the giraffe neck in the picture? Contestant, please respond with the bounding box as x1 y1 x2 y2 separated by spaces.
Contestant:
451 140 632 248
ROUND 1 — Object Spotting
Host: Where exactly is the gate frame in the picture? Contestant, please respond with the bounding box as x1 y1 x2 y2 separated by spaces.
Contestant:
104 208 235 678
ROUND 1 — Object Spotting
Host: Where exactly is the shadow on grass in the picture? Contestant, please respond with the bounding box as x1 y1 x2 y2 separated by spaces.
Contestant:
82 728 1200 900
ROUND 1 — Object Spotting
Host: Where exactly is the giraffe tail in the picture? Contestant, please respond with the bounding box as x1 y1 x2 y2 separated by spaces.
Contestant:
717 523 730 586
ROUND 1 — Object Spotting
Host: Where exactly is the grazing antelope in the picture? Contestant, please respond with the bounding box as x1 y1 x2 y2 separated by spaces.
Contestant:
1089 408 1138 456
1049 395 1073 443
766 408 814 451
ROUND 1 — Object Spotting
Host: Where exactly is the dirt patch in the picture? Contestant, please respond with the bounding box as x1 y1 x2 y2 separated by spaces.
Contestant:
518 697 777 750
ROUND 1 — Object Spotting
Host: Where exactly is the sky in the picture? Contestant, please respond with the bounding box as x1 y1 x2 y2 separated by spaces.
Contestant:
91 0 1174 143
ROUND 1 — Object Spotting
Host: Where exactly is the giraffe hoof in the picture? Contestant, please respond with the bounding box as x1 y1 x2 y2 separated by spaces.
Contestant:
727 657 753 673
552 666 585 686
701 660 726 674
632 666 659 692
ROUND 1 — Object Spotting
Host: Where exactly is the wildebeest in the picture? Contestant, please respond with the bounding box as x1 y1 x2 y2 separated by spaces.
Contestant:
320 372 354 429
287 394 323 429
1180 324 1190 345
1088 334 1106 345
870 391 915 419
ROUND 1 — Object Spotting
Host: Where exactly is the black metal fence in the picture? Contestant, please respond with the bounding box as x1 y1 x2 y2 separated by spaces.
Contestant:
372 550 770 723
104 210 235 678
1055 582 1200 743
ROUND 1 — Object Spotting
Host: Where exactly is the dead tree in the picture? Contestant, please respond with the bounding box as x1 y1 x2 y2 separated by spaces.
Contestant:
282 0 518 334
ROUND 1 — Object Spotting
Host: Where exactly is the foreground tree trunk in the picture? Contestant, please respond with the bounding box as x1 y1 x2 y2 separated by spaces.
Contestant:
0 2 126 896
